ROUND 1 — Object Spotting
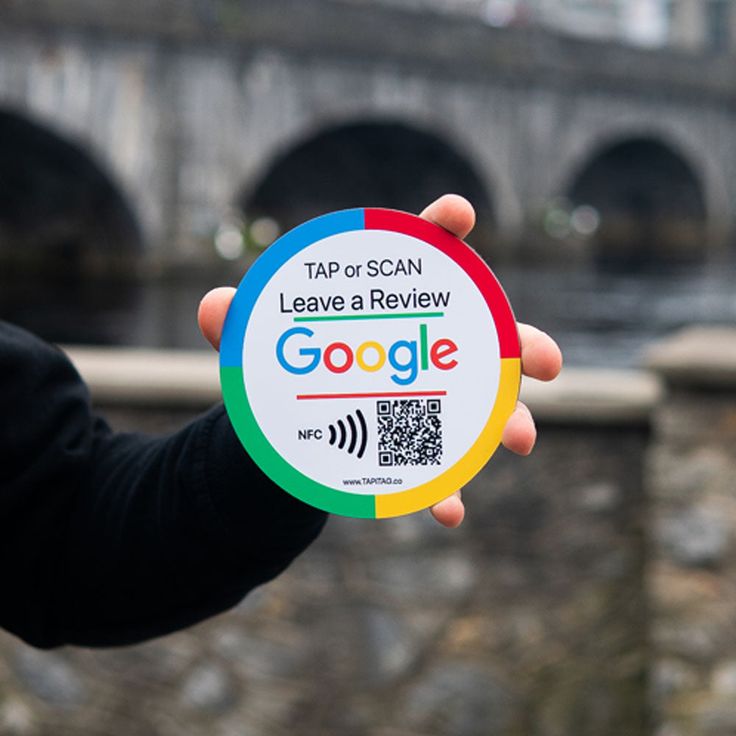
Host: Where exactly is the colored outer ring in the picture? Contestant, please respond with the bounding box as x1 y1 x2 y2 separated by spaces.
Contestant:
220 208 521 519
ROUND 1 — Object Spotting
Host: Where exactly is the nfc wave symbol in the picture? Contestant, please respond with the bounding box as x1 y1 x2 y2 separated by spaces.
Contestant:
328 409 368 459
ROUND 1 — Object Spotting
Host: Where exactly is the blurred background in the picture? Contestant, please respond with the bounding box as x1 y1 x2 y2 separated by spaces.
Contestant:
1 1 736 735
2 0 736 364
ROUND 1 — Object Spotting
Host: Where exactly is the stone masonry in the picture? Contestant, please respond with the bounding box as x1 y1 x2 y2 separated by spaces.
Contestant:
646 328 736 736
0 352 657 736
1 333 732 735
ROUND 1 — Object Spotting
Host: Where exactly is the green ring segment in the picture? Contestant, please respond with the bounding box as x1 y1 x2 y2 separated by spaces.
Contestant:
221 209 377 517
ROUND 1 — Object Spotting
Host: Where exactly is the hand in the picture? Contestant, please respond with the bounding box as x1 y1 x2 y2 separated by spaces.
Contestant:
198 195 562 528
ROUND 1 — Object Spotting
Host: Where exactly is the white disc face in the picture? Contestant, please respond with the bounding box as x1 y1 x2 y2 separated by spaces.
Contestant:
220 209 520 518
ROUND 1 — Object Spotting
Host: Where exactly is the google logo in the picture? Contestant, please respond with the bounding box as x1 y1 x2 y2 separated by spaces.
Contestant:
275 324 458 385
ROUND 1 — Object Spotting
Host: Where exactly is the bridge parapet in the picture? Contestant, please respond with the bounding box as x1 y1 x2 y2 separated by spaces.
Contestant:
4 0 736 101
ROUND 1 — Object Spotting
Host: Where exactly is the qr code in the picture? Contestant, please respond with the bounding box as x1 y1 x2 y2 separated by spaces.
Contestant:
377 399 442 466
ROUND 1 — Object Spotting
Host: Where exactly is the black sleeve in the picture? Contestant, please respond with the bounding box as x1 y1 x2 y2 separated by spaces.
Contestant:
0 321 327 648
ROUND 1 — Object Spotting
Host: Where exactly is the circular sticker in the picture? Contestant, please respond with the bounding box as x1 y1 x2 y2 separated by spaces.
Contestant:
220 208 520 518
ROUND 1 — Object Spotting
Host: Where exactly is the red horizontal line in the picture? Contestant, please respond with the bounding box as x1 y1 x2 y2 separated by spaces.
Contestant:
296 390 447 400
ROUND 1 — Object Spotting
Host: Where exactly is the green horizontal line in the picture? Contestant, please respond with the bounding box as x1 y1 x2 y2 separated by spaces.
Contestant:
294 311 444 322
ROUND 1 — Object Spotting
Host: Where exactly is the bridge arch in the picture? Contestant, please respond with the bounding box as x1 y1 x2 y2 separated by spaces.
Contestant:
563 133 713 267
0 107 142 272
237 118 499 253
558 123 732 266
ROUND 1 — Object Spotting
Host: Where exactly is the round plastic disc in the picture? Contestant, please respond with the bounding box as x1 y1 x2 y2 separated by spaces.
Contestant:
220 208 520 518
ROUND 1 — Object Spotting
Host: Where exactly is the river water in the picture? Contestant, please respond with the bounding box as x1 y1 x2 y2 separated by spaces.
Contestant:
498 262 736 367
3 262 736 368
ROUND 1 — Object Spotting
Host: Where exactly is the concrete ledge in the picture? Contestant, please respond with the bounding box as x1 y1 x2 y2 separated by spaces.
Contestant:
644 327 736 390
521 368 662 426
65 346 662 424
64 346 220 408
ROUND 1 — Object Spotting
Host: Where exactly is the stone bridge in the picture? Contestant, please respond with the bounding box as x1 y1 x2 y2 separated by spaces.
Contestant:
2 0 735 267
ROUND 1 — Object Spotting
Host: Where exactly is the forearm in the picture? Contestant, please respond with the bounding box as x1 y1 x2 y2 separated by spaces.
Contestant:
51 406 326 647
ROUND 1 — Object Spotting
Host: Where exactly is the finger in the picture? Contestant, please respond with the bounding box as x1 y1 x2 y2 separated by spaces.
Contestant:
430 490 465 528
502 401 536 456
419 194 476 240
197 287 236 351
518 324 563 382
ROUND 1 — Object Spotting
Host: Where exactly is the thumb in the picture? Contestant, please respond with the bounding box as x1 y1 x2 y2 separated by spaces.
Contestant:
197 287 236 351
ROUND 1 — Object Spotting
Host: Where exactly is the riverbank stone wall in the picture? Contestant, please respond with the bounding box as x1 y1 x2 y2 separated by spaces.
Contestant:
0 342 708 736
